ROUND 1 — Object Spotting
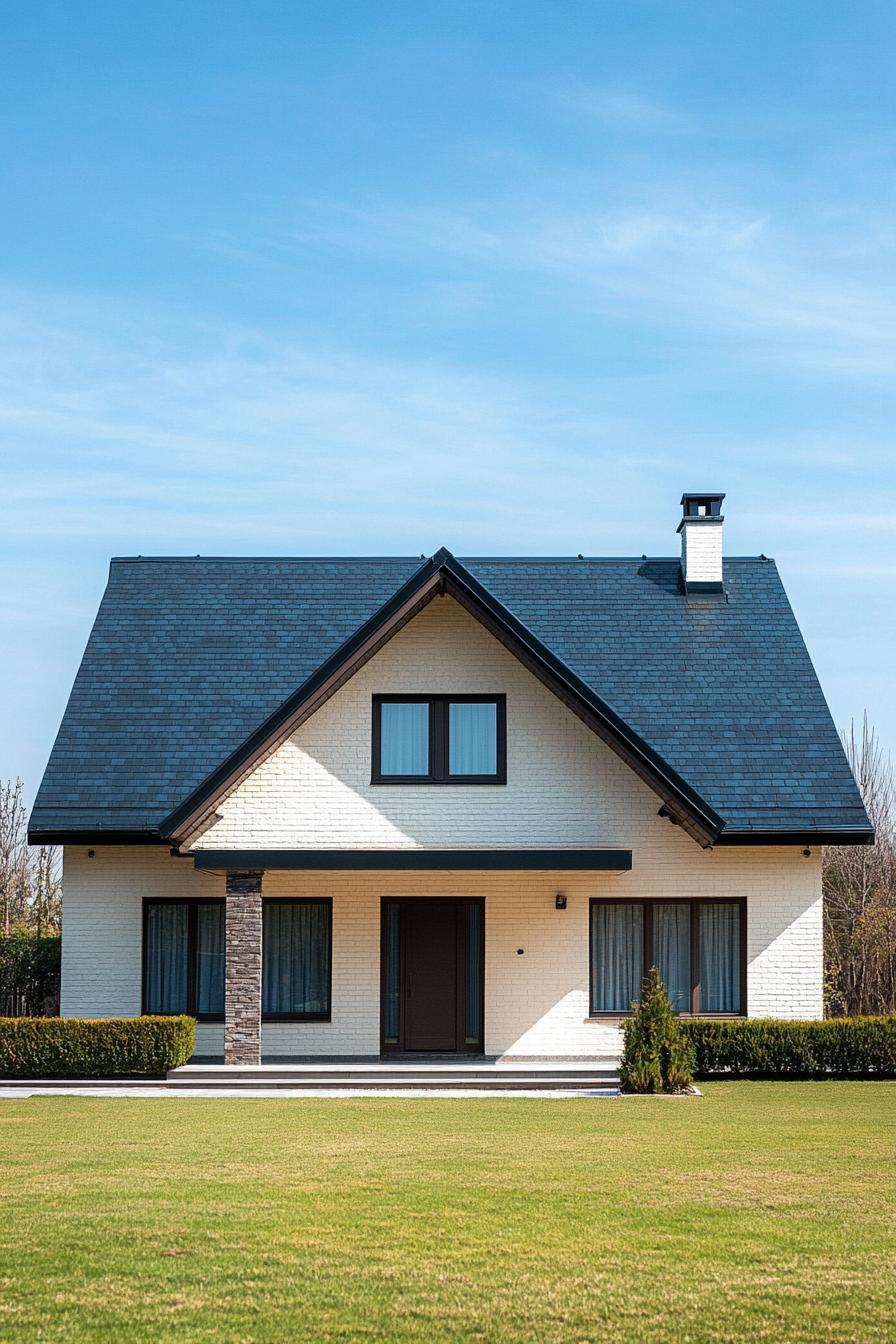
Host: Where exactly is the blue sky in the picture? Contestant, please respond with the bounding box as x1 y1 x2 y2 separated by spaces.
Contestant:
2 1 894 804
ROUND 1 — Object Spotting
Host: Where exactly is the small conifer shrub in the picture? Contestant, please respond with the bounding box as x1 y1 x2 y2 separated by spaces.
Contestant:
619 966 695 1094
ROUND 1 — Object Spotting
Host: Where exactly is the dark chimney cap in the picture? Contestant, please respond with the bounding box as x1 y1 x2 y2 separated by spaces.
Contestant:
679 492 725 522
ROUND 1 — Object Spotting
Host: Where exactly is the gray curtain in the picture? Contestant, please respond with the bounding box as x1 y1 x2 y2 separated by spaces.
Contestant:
653 903 691 1012
145 903 188 1014
263 902 330 1015
464 902 483 1043
449 702 497 775
699 904 740 1012
380 702 429 774
196 903 225 1016
591 903 643 1012
383 902 400 1044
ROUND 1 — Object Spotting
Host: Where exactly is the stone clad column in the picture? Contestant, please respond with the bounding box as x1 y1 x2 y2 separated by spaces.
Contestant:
224 871 263 1066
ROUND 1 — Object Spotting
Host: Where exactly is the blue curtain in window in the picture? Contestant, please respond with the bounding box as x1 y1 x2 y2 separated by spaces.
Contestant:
145 904 188 1014
449 702 497 775
699 904 740 1012
380 702 429 775
196 904 225 1016
263 902 330 1015
383 902 400 1044
591 903 643 1012
464 903 483 1043
653 904 691 1012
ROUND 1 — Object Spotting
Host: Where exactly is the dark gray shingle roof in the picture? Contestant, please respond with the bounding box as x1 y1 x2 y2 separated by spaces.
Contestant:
30 553 870 839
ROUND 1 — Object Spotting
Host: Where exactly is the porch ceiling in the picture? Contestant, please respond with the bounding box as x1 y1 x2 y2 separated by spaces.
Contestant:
190 848 632 873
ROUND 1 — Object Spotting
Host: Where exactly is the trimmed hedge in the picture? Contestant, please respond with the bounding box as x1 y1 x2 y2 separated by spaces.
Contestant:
0 1016 195 1078
682 1016 896 1079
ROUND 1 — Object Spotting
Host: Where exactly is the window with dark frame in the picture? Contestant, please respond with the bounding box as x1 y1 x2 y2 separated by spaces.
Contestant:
142 897 333 1023
262 898 332 1020
372 694 506 784
589 898 745 1016
143 899 225 1021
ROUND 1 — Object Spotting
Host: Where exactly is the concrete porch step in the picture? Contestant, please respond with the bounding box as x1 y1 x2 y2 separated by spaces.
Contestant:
167 1060 621 1090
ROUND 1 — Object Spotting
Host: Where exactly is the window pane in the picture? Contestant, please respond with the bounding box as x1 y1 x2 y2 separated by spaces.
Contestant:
591 903 643 1012
263 902 331 1016
464 902 483 1043
699 904 740 1013
383 901 400 1044
652 904 691 1012
380 702 429 775
145 904 188 1014
449 701 497 775
196 904 225 1016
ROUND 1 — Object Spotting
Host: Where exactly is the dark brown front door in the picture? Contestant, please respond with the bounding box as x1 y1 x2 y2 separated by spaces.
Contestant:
403 900 459 1051
381 898 484 1053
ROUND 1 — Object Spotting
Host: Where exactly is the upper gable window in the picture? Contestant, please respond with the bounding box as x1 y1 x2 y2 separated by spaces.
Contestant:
372 695 506 784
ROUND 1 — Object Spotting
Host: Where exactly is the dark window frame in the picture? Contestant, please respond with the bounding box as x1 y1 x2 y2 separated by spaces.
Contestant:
588 897 747 1018
142 896 334 1024
371 694 507 785
261 897 333 1023
142 898 225 1023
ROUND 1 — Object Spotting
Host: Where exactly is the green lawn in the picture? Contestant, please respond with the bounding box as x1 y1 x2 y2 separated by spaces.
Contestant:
1 1085 894 1343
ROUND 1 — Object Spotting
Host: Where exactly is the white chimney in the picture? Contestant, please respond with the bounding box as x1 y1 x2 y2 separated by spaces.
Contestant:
678 492 725 592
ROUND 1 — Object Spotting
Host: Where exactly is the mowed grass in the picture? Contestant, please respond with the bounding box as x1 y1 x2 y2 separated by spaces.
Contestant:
1 1085 894 1343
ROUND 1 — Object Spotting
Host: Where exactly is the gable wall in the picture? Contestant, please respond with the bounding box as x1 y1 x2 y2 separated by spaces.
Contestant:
190 596 686 853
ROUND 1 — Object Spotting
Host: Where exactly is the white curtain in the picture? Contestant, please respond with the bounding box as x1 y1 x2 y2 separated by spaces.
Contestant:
591 903 643 1012
699 904 740 1012
263 902 330 1015
145 903 188 1014
196 904 225 1016
653 903 691 1012
380 702 429 774
449 702 497 775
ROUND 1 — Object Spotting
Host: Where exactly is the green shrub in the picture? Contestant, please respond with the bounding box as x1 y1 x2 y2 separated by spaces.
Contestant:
0 935 61 1016
620 967 695 1094
0 1016 196 1078
683 1016 896 1079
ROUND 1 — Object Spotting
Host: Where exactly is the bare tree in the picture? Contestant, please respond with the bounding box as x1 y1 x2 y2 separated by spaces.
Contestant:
824 717 896 1016
0 779 61 936
0 779 29 935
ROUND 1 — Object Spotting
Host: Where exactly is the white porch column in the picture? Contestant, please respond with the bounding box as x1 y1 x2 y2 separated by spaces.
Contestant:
224 870 263 1066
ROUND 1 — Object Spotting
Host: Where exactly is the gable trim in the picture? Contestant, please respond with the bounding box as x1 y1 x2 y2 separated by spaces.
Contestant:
160 548 724 848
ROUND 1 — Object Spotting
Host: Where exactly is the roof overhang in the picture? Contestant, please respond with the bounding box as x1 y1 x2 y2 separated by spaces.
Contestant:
159 547 725 849
192 848 633 872
714 828 875 846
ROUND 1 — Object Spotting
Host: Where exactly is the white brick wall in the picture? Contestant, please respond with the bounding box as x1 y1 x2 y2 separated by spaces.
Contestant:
60 594 824 1055
61 841 822 1057
680 521 723 586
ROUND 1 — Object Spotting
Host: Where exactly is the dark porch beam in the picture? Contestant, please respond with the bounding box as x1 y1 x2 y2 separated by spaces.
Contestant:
193 849 632 872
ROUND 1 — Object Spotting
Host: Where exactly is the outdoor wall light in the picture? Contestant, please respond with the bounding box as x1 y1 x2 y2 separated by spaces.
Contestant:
555 893 567 909
803 848 812 858
87 849 95 859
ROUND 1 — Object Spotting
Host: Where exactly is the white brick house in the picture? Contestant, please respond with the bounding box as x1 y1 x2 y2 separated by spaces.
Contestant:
30 494 872 1065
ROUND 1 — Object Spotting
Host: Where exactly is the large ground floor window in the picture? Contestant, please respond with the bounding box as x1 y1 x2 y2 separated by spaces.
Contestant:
142 898 332 1022
589 899 746 1016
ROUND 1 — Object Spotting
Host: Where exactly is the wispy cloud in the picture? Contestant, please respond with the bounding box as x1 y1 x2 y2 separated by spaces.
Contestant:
544 82 694 132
